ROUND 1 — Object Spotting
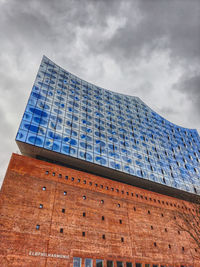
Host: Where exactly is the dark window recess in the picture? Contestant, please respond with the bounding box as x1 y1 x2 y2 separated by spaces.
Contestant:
121 237 124 242
78 179 80 183
39 204 43 209
107 261 114 267
82 232 85 237
178 230 180 235
36 224 40 230
121 190 124 194
168 244 171 249
100 185 103 189
62 209 65 213
174 216 176 220
151 225 153 230
65 175 68 180
83 212 86 217
60 228 63 233
116 189 119 192
102 234 105 239
117 262 123 267
95 183 98 187
126 192 129 195
52 172 55 176
133 207 136 211
101 200 104 204
136 264 142 267
126 262 132 267
161 213 164 217
119 219 122 224
106 186 108 190
83 180 86 184
165 228 167 232
89 182 92 185
111 188 114 191
117 203 120 208
83 195 86 200
64 191 67 196
194 187 197 193
58 174 62 178
182 246 185 251
148 210 151 214
71 177 74 181
45 171 49 175
154 242 157 247
42 187 46 191
102 216 105 221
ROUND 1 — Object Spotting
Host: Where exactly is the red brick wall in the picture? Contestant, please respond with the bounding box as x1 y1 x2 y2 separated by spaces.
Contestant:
0 153 199 267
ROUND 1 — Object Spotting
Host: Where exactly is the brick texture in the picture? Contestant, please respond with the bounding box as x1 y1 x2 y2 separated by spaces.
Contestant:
0 153 199 266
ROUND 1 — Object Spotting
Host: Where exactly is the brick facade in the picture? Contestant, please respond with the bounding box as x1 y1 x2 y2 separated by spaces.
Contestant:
0 153 199 266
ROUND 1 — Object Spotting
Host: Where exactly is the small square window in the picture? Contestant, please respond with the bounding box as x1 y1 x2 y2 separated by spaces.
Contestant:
58 174 62 178
71 177 74 181
121 237 124 242
82 231 85 237
101 200 104 204
83 195 86 200
36 224 40 230
102 234 105 239
119 219 122 224
60 228 63 233
89 182 92 185
111 188 114 191
65 175 68 180
45 171 49 175
154 242 157 247
39 204 43 209
62 209 65 213
64 191 67 196
42 187 46 191
83 180 86 184
117 203 120 208
83 212 86 217
107 260 114 267
52 172 55 176
78 179 80 183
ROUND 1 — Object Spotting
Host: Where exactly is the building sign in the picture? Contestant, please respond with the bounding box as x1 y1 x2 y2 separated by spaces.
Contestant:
29 251 69 259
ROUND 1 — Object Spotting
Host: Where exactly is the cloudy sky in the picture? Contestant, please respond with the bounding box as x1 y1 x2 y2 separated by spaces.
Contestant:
0 0 200 187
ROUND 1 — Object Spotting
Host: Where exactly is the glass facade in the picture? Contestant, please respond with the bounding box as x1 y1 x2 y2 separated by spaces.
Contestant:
16 56 200 195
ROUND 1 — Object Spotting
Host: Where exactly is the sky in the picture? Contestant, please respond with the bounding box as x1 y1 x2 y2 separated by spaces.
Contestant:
0 0 200 188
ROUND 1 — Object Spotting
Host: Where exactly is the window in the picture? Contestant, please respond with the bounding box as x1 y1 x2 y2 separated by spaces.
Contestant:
65 175 68 180
165 228 167 232
121 237 124 242
117 203 120 208
182 246 185 251
39 204 43 209
83 180 86 184
107 260 114 267
168 244 171 249
83 195 86 200
102 234 105 239
89 182 92 185
73 257 81 267
78 179 80 183
161 213 164 217
62 209 65 213
64 191 67 196
58 174 62 178
151 225 153 230
154 242 157 247
102 216 105 221
85 258 93 267
101 200 104 204
133 207 136 211
36 224 40 230
135 264 142 267
42 186 46 191
148 210 150 214
82 232 85 236
52 172 55 176
72 177 74 181
145 265 150 267
60 228 63 233
96 259 103 267
117 262 123 267
83 212 86 217
45 171 49 175
126 263 132 267
119 219 122 224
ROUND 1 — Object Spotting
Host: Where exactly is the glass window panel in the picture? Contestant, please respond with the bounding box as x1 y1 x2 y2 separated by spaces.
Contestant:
73 257 81 267
107 261 113 267
85 258 93 267
117 262 123 267
96 259 103 267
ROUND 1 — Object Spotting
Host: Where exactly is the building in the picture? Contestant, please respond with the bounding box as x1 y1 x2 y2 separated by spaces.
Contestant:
0 56 200 266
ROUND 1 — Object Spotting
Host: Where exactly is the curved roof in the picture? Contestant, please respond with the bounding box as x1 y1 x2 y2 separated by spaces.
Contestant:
16 55 200 197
